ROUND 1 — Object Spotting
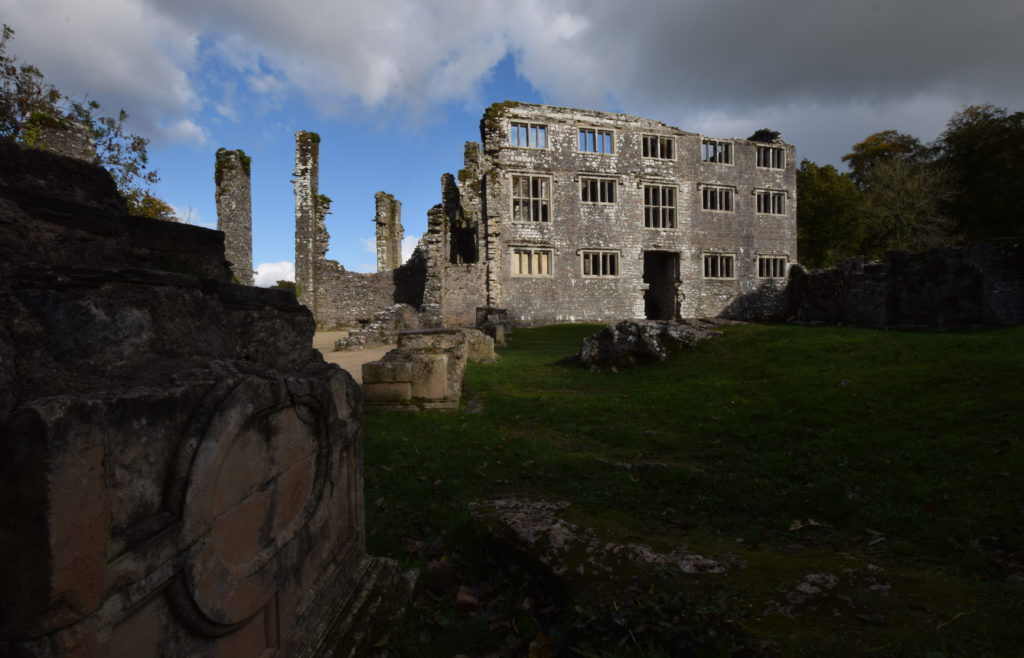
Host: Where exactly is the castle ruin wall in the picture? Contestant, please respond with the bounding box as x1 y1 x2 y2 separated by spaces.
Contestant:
0 140 413 657
477 103 797 327
215 148 253 285
293 131 320 310
375 191 403 272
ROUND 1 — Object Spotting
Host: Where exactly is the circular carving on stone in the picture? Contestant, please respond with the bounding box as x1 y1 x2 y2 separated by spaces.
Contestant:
178 377 327 628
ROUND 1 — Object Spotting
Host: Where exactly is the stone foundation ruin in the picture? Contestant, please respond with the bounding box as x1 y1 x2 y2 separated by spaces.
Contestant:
0 139 414 657
272 103 797 334
361 328 497 410
786 244 1024 328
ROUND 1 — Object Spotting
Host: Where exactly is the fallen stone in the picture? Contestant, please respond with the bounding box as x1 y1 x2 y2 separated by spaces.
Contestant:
468 498 724 598
568 318 732 372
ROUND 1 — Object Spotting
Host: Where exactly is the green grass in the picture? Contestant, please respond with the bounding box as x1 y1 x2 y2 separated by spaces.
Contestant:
364 323 1024 657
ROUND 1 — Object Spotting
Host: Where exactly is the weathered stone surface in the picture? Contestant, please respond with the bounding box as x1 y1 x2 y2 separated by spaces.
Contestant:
215 149 253 285
362 328 475 410
334 303 420 350
787 244 1024 328
480 102 797 325
295 102 796 332
375 191 403 272
569 318 729 372
469 498 723 594
397 329 468 400
463 328 499 363
0 141 413 657
476 306 511 346
31 118 96 162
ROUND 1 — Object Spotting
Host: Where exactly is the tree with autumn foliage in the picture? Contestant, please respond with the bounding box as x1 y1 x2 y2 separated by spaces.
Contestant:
1 23 175 221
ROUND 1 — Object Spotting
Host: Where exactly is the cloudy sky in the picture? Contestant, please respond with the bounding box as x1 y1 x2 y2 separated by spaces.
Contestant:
4 0 1023 282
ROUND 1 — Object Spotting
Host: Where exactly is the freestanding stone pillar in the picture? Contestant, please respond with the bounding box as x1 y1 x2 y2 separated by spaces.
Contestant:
215 148 253 285
374 191 403 272
294 131 320 312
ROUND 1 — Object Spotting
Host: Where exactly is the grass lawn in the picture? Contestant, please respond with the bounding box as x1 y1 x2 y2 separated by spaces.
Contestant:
363 323 1024 657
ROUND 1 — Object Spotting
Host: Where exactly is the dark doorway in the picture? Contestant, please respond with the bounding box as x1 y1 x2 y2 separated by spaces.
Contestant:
643 251 678 320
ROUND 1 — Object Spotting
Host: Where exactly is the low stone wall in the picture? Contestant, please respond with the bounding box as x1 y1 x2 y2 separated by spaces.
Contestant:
787 243 1024 328
362 328 496 410
441 262 488 327
0 141 413 657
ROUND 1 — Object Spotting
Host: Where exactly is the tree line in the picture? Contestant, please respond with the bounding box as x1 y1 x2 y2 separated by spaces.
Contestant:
1 24 176 221
798 105 1024 268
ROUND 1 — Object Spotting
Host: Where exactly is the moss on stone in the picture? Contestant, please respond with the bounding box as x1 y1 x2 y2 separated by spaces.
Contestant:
215 148 252 199
237 150 251 176
23 112 68 147
298 131 321 145
479 101 521 140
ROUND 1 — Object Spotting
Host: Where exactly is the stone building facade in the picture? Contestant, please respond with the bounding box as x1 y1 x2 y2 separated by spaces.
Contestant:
476 102 797 325
289 102 797 330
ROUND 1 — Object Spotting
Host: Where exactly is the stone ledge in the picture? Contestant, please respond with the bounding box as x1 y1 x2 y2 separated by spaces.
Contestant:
287 556 418 658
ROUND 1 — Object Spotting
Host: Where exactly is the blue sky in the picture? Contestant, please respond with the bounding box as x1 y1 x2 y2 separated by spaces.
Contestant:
4 0 1023 284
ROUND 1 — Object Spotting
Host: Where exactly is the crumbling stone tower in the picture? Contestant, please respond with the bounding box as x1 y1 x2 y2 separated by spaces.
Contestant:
215 148 253 285
375 191 403 271
294 131 321 310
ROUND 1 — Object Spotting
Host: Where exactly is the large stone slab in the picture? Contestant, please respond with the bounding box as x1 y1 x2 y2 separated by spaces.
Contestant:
0 141 414 657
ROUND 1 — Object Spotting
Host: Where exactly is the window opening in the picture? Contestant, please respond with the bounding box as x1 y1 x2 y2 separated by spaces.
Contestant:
511 248 552 276
509 122 547 148
756 190 786 214
642 135 674 159
581 250 619 277
701 186 734 211
756 146 785 169
644 185 677 228
703 253 735 279
581 177 616 204
758 256 788 278
512 175 551 222
702 139 733 164
579 128 614 154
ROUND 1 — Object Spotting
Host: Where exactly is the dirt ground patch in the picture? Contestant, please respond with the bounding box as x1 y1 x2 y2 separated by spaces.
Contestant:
314 332 393 384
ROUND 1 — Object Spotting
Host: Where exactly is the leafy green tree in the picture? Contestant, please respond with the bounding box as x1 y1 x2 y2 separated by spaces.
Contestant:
842 130 930 189
860 158 957 256
796 159 866 268
1 24 172 220
935 104 1024 240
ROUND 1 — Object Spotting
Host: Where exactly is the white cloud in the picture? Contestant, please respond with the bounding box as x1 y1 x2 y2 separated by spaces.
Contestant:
6 0 1023 166
254 261 294 287
360 237 375 254
2 0 200 141
163 119 207 145
401 236 418 264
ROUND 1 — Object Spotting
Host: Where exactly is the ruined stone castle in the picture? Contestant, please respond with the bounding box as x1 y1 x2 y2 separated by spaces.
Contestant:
231 102 799 328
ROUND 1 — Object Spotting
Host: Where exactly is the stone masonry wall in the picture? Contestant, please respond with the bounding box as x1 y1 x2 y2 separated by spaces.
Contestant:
297 102 795 332
29 118 96 162
0 140 411 657
294 131 320 310
215 149 253 285
477 102 797 326
787 243 1024 327
375 191 403 272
